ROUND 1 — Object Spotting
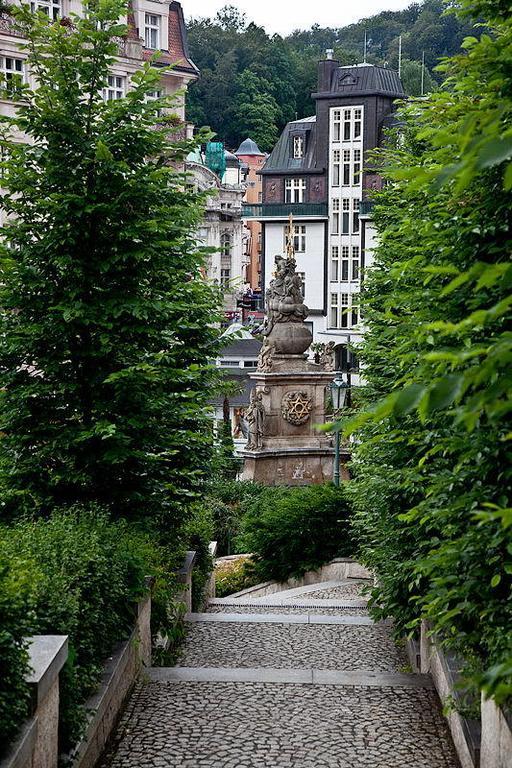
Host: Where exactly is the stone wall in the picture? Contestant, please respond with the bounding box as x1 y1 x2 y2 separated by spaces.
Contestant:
407 621 511 768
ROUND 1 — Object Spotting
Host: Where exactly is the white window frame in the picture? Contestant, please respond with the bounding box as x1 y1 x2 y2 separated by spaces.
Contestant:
341 245 349 282
331 246 339 281
31 0 60 20
144 13 161 50
343 109 351 141
293 135 304 159
332 198 340 234
342 149 351 186
340 292 349 329
103 74 126 101
351 245 359 281
220 268 231 288
341 198 350 234
353 148 361 186
333 109 341 142
297 271 306 298
330 292 338 328
285 178 306 203
354 108 362 139
332 149 340 187
0 56 25 95
292 224 306 253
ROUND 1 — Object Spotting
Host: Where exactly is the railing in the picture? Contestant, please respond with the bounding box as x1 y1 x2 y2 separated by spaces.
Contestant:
359 200 375 216
242 202 328 219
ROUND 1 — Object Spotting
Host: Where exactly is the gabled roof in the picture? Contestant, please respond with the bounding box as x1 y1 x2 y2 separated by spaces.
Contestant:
141 2 199 76
261 117 320 175
314 63 404 99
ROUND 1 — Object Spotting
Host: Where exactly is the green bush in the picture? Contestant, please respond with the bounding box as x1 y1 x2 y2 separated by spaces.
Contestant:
215 556 260 597
0 508 172 754
238 483 354 582
202 479 269 555
182 503 214 612
0 556 34 756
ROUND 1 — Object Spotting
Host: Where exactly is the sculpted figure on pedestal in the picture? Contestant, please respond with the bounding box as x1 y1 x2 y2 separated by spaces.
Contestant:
245 389 265 450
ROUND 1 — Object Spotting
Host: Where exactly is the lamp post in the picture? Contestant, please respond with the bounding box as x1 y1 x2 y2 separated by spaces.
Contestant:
329 371 349 487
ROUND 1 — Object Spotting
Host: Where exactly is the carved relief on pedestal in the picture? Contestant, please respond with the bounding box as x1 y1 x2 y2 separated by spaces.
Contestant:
257 339 275 372
281 391 313 426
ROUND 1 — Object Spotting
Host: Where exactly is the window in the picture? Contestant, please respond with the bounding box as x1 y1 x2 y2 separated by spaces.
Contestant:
103 75 126 101
354 108 362 139
285 178 306 203
0 57 25 96
342 199 350 234
352 300 359 326
336 344 359 372
351 246 359 281
220 268 231 287
332 149 340 187
292 225 306 253
145 14 161 49
353 149 361 185
341 246 349 281
340 292 349 328
332 198 340 234
343 109 351 141
331 246 339 281
293 135 304 158
221 232 231 258
353 198 360 233
31 0 60 20
330 292 338 328
343 149 350 186
333 109 341 142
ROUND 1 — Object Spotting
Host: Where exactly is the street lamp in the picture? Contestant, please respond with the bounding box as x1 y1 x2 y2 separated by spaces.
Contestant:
329 371 349 487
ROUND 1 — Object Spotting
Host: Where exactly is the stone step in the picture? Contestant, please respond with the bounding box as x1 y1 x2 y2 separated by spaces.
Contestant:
149 665 434 688
188 611 375 625
207 599 368 615
178 617 408 673
103 677 460 768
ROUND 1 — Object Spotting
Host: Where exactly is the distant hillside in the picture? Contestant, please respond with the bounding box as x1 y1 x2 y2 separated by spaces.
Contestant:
186 0 475 151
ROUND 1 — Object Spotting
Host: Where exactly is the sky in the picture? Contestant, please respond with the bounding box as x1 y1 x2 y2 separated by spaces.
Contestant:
183 0 416 36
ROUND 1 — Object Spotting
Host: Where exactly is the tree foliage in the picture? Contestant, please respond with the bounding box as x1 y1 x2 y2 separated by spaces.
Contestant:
348 0 512 704
0 1 222 531
186 0 474 149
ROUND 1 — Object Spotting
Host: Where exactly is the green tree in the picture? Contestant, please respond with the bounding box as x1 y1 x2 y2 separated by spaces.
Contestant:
0 1 222 531
347 0 512 703
232 69 279 152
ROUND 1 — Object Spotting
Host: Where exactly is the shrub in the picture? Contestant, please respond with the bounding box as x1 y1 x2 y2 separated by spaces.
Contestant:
0 556 34 756
0 508 173 754
214 556 260 597
238 483 354 582
202 479 269 555
182 503 214 612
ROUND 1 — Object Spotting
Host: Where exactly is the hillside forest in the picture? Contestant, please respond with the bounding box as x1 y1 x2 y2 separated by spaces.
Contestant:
185 0 476 151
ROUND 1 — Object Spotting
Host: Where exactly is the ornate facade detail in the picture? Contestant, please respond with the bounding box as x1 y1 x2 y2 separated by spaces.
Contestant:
257 339 275 372
318 341 336 371
246 390 265 450
281 391 313 426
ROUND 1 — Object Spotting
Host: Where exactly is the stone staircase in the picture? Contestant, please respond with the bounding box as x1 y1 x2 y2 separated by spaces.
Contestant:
101 578 460 767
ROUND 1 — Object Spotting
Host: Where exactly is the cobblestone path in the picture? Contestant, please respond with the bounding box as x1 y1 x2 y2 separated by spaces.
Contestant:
100 578 460 768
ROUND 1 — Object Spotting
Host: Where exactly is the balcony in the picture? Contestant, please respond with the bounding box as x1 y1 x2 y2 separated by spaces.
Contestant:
242 202 328 220
359 200 375 217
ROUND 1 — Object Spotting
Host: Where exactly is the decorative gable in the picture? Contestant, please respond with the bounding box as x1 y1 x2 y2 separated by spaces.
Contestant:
338 72 358 87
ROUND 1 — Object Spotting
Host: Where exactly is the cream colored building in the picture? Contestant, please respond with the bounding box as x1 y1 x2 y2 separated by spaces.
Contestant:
0 0 198 136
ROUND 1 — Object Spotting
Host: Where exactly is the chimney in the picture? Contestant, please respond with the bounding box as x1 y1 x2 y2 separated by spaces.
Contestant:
318 50 339 92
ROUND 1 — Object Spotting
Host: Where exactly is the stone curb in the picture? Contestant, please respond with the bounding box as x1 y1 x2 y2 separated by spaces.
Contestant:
148 666 434 689
186 612 376 626
208 598 369 609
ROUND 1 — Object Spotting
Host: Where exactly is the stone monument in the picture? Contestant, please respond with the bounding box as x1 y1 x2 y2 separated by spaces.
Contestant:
241 217 349 485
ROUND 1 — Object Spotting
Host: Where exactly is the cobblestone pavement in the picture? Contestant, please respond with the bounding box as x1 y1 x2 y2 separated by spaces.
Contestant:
179 621 408 672
207 604 370 616
289 583 368 600
99 574 460 768
102 681 459 768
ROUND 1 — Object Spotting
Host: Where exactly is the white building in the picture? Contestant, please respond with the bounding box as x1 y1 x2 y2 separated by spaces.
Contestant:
0 0 198 140
245 58 404 373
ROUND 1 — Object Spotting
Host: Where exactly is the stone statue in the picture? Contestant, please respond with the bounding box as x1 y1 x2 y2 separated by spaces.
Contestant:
319 341 336 372
263 255 308 336
246 389 265 450
257 338 275 372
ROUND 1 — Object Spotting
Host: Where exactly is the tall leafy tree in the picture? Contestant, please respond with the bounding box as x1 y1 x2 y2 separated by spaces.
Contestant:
0 0 222 531
348 0 512 703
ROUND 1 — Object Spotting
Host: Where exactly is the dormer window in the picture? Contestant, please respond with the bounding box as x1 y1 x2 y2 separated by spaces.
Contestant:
144 13 161 50
293 135 304 159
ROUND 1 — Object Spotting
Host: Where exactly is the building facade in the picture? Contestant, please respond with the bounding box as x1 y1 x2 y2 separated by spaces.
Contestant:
245 58 404 371
235 137 267 292
0 0 198 140
186 147 246 319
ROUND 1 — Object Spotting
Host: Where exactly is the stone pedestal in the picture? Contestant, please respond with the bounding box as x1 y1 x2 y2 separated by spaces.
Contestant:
241 354 350 485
